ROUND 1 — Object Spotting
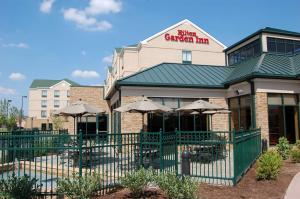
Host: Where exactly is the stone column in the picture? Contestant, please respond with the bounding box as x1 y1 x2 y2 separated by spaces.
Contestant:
255 92 269 143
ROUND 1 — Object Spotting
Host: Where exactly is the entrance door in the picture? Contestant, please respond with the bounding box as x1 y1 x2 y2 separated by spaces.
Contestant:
285 106 297 143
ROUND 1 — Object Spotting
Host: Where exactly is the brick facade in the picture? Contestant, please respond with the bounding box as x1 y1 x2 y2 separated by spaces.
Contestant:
120 96 146 133
209 98 229 131
255 92 269 142
67 86 110 134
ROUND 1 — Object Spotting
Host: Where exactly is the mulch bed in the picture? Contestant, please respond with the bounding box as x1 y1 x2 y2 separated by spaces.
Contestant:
95 161 300 199
199 161 300 199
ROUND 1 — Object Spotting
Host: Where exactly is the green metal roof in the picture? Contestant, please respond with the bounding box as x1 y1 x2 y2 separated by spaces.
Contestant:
225 27 300 52
224 53 300 84
117 63 234 88
117 53 300 89
30 79 80 88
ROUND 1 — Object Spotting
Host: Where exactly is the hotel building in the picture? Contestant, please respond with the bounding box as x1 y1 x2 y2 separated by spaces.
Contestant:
27 19 300 146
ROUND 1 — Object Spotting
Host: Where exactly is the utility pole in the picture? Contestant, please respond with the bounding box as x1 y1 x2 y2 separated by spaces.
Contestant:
7 99 12 117
19 96 27 130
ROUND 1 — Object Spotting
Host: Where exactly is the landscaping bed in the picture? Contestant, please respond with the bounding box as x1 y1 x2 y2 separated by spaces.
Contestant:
95 161 300 199
199 160 300 199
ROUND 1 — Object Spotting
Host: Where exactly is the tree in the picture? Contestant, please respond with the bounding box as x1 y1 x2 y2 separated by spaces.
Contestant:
0 99 21 130
51 115 64 130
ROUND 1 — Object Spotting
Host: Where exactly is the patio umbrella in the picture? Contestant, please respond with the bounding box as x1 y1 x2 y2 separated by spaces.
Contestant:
114 97 172 131
53 100 105 134
176 99 225 131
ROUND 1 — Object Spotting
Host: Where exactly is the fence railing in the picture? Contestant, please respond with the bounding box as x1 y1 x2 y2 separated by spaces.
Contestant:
0 129 261 196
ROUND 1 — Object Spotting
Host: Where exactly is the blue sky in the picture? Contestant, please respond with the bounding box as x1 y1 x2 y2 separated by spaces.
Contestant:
0 0 300 114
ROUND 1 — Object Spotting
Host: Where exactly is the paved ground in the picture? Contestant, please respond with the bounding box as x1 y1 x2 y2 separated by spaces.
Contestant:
284 172 300 199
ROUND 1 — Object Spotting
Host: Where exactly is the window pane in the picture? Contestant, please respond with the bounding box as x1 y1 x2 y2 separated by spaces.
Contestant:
180 98 197 107
268 106 284 145
163 98 178 109
186 51 192 61
283 94 297 105
268 94 282 105
286 43 294 54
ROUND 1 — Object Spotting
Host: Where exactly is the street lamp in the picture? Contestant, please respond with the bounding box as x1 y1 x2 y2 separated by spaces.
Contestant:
19 96 27 130
7 99 12 117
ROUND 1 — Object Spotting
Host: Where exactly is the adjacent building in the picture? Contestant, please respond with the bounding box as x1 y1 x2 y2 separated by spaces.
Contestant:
26 79 80 130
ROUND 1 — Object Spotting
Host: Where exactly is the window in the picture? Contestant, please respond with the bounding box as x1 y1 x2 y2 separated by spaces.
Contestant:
41 123 47 130
228 95 252 131
41 90 47 97
54 100 60 108
41 110 47 118
182 50 192 64
268 94 299 145
267 37 300 55
41 100 47 108
228 39 261 65
54 90 60 97
67 90 70 97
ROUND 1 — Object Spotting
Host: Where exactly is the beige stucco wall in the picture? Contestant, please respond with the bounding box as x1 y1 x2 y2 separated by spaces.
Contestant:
105 20 226 97
28 81 71 120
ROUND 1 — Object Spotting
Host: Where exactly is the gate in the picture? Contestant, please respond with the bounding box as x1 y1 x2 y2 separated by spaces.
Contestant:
139 131 177 172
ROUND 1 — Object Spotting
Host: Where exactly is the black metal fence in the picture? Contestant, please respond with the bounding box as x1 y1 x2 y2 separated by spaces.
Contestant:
0 129 261 196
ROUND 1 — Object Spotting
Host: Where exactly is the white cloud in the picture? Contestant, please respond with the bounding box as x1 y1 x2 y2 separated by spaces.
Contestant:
102 54 113 64
85 0 122 15
62 0 121 31
9 73 26 81
1 42 29 48
71 70 99 78
40 0 55 13
81 50 87 56
63 8 112 31
0 86 16 95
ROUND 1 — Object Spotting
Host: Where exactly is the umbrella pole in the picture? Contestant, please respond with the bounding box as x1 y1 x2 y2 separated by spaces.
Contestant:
142 113 145 132
73 117 75 134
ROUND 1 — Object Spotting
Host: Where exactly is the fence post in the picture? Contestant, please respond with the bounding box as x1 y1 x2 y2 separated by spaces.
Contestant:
78 129 83 177
139 130 143 167
175 129 178 175
159 129 163 172
232 129 237 185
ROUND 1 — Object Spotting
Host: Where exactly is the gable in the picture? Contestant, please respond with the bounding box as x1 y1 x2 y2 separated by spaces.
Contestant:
141 19 226 51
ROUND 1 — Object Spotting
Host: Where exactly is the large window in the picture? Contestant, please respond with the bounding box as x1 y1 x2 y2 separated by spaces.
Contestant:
267 37 300 55
228 39 261 65
77 114 108 139
54 100 60 108
229 95 252 131
182 50 192 64
147 98 208 132
268 94 299 145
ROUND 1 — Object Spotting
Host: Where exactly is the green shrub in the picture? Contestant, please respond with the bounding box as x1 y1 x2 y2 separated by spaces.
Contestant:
57 172 102 199
0 173 40 199
295 140 300 150
256 150 283 180
290 148 300 163
120 168 154 198
276 137 291 160
156 172 198 199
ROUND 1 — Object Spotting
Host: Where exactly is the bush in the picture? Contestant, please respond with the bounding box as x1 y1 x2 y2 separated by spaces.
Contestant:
0 173 40 199
256 150 283 180
57 172 102 199
276 137 291 160
156 172 198 199
290 148 300 163
295 140 300 150
120 168 154 198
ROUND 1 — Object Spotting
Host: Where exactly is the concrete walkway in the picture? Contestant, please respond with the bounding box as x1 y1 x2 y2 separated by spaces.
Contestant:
284 172 300 199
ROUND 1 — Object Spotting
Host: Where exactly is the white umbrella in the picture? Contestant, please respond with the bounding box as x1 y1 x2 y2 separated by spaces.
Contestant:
54 100 105 134
176 99 224 112
114 97 172 131
176 100 225 131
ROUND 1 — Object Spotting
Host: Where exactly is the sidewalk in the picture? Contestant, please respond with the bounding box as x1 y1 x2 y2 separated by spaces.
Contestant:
284 172 300 199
